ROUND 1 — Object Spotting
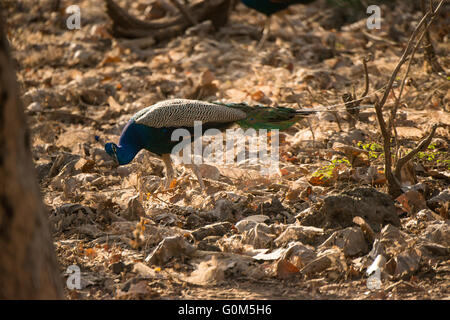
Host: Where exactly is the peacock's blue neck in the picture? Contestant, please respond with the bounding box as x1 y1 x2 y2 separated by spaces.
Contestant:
115 120 146 165
114 119 238 164
115 142 140 165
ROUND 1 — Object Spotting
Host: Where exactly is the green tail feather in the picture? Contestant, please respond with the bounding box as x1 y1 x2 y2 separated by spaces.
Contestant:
214 102 315 131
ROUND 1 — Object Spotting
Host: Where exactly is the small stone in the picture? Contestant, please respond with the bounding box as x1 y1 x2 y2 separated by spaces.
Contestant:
74 158 95 173
27 101 42 111
117 166 131 177
275 225 325 247
145 236 196 266
191 222 232 241
111 261 125 274
122 196 146 221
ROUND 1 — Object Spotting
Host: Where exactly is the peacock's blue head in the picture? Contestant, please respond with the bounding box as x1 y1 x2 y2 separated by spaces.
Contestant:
105 141 138 166
105 142 120 165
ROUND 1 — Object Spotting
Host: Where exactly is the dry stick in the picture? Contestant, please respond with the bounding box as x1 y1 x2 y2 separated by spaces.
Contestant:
394 124 439 181
343 55 371 129
389 30 423 154
389 15 438 161
374 97 400 196
392 7 444 125
378 8 433 108
361 55 370 98
421 0 446 75
257 15 272 50
361 30 398 46
342 93 356 129
389 89 402 162
390 5 444 177
374 0 445 197
168 0 198 26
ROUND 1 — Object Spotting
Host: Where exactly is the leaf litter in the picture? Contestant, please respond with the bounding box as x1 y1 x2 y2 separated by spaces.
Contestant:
7 0 449 299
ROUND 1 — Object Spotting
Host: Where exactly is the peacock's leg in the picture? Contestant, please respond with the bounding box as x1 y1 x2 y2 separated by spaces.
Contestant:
162 153 175 189
183 163 205 190
279 13 301 36
190 164 205 190
257 15 271 49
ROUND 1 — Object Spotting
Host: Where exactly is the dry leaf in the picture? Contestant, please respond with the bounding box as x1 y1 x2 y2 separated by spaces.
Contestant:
101 55 121 65
201 70 215 86
285 188 300 201
395 190 427 214
276 259 300 279
251 90 266 102
84 248 96 258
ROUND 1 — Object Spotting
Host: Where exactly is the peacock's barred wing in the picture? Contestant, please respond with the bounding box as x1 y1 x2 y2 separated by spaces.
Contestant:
133 99 247 128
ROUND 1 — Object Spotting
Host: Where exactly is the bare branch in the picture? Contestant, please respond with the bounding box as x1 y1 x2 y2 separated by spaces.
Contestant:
388 11 439 145
421 0 446 75
394 124 439 180
371 0 445 197
361 55 371 99
378 0 445 109
374 99 402 197
396 3 445 110
342 55 372 130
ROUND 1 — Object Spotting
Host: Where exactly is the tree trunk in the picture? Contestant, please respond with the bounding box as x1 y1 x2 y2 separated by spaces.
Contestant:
0 13 63 299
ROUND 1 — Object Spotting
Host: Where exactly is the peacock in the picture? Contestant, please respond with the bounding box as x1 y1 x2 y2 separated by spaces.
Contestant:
105 99 314 189
240 0 316 47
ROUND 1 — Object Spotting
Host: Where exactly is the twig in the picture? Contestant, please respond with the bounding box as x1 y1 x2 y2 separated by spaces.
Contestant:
421 0 446 75
391 5 444 124
361 30 398 46
378 7 433 108
388 0 445 164
389 15 436 160
394 124 439 181
374 96 401 197
342 55 371 129
361 55 371 98
373 0 445 197
343 93 357 130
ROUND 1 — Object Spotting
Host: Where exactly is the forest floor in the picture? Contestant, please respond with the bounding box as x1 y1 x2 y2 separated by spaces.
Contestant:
4 0 450 299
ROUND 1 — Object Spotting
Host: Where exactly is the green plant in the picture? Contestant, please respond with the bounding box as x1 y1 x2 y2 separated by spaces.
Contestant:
312 158 350 179
357 141 383 159
416 147 449 169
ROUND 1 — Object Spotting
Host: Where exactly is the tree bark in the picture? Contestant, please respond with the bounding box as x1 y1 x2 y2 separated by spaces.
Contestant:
0 12 64 299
